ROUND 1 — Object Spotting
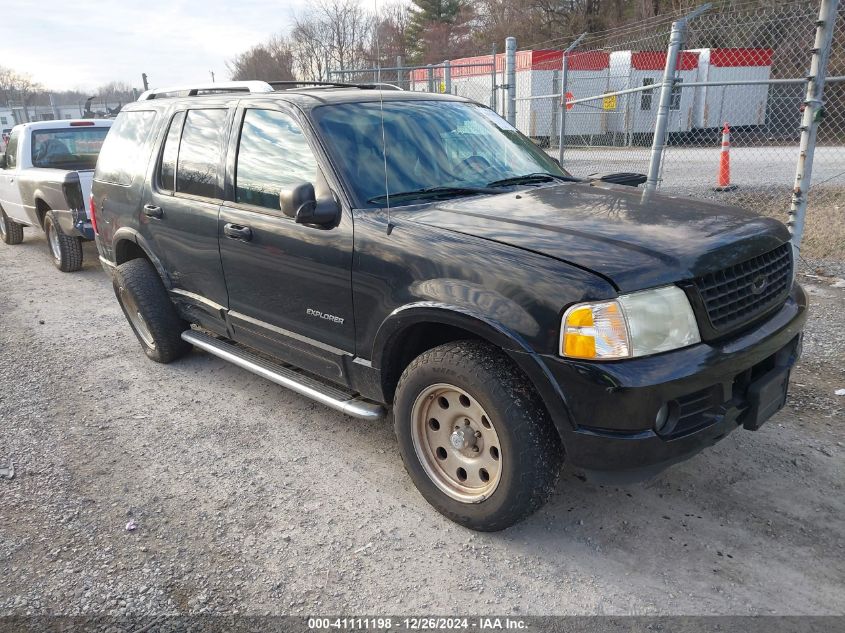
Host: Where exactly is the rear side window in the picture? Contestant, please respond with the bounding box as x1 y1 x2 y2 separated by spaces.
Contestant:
158 111 185 193
176 109 227 199
235 109 317 210
94 110 156 185
4 129 19 169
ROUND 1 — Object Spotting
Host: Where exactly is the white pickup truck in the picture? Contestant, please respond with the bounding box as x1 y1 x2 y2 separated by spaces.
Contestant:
0 119 112 271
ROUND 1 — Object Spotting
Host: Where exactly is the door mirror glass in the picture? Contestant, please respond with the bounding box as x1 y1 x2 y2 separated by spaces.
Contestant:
280 182 339 225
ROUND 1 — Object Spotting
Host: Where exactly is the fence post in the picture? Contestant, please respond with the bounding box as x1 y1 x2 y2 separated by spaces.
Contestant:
427 65 434 93
490 44 497 109
444 60 452 94
396 56 403 89
645 4 711 192
505 37 517 126
645 22 684 192
788 0 840 249
559 32 587 167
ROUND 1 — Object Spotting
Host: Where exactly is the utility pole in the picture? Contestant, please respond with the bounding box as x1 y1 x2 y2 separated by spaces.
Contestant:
141 73 149 91
210 71 215 83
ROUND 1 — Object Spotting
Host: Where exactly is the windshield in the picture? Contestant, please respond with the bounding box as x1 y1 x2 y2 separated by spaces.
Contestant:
31 126 109 169
312 100 570 208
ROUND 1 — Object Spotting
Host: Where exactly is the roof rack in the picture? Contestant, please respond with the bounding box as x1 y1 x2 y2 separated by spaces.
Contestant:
267 81 403 91
138 81 274 100
137 80 403 100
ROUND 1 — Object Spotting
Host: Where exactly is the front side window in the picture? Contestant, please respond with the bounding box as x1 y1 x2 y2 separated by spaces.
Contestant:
176 109 227 199
312 100 567 209
158 111 185 193
31 127 109 169
95 110 156 185
235 109 318 210
4 129 19 169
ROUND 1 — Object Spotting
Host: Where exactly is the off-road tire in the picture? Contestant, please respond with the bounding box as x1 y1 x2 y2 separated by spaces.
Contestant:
44 210 83 272
394 340 563 531
112 257 192 363
0 206 24 245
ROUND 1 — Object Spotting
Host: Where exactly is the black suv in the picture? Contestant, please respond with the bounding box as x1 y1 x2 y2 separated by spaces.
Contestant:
92 81 807 531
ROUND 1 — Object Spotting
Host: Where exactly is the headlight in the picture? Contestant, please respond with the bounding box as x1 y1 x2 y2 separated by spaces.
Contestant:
560 285 701 360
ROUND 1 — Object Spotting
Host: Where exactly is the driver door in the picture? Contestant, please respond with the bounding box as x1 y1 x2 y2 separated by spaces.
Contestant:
219 104 355 383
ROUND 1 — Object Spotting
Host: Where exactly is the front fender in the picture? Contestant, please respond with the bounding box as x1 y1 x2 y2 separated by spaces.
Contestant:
372 303 577 437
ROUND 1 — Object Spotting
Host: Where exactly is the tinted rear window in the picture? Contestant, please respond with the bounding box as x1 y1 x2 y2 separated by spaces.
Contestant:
176 109 227 199
94 110 157 185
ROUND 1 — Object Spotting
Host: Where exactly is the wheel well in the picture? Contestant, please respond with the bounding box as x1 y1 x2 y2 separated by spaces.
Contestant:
114 239 149 265
381 322 484 403
35 199 50 228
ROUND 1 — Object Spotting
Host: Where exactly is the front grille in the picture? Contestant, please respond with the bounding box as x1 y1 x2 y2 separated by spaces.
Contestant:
693 243 792 335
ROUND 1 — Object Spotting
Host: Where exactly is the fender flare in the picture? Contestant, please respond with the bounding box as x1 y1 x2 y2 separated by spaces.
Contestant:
112 227 172 288
372 302 577 437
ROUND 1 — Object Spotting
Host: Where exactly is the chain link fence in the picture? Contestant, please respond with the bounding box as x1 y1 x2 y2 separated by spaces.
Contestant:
522 0 843 259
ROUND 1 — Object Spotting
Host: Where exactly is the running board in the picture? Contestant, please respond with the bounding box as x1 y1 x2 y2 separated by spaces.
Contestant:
181 330 386 421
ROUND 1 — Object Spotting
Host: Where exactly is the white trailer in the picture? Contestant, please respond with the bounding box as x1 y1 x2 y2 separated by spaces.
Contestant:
689 48 773 129
608 50 700 136
410 50 612 143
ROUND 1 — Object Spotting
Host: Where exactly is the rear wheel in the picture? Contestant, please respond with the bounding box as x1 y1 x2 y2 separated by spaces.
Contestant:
112 257 192 363
0 206 24 245
44 210 83 272
394 340 563 531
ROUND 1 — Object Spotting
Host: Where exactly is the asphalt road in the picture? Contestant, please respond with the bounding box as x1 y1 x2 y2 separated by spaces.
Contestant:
1 234 844 616
555 144 845 204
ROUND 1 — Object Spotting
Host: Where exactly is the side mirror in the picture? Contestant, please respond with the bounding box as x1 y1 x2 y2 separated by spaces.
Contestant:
280 182 339 226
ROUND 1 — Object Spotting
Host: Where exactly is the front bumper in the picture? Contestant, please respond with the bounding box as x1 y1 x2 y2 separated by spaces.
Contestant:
531 283 807 476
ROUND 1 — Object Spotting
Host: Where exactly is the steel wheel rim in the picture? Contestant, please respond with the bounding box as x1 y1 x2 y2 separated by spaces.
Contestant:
47 222 61 261
411 383 502 503
118 286 156 349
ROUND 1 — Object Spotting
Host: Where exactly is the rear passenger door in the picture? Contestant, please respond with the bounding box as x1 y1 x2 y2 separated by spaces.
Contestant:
143 107 231 325
218 104 355 383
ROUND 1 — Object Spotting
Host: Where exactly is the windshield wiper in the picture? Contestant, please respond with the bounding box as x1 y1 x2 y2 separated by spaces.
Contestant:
367 185 500 204
486 172 581 188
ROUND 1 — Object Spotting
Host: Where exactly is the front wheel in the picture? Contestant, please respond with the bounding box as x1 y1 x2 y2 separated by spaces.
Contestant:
0 206 24 245
44 210 83 272
394 340 563 531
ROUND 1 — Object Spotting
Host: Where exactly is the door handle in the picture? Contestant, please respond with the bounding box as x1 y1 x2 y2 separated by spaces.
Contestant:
143 204 163 219
223 223 252 241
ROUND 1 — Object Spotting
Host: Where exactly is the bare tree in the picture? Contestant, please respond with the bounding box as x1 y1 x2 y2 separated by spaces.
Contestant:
0 66 41 107
292 0 374 79
228 36 296 82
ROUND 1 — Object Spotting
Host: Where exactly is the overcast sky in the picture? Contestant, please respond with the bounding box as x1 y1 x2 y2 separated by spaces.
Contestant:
1 0 315 92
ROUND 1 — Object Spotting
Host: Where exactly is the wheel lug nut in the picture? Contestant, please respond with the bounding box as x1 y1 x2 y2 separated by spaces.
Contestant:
473 446 480 452
475 431 482 438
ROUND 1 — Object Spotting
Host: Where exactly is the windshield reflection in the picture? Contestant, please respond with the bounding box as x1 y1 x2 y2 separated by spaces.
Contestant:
312 100 569 208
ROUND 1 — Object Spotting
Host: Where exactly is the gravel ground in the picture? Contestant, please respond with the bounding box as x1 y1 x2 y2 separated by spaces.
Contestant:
1 235 844 617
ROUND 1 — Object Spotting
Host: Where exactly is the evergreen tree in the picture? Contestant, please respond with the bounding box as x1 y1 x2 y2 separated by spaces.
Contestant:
406 0 471 63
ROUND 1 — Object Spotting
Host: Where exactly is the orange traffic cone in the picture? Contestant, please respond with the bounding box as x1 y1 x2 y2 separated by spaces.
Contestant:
715 122 738 192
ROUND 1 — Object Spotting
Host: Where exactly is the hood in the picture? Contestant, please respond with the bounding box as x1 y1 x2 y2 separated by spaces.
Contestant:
399 182 790 292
